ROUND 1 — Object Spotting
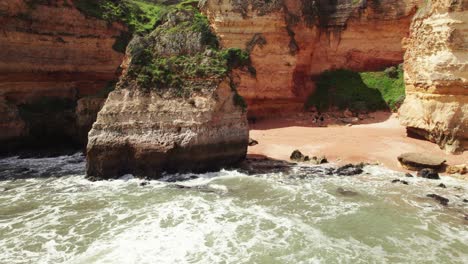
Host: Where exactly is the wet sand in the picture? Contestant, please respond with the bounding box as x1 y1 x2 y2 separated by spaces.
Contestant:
248 112 467 173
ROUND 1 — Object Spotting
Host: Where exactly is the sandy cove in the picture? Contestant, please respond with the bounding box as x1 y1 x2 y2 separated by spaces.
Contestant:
248 112 467 174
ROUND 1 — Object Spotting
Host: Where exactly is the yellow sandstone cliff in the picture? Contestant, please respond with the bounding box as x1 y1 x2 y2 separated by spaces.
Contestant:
399 0 468 153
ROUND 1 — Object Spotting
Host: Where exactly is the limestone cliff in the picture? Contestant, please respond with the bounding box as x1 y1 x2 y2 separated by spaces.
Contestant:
399 0 468 153
202 0 422 117
86 7 249 179
0 0 124 152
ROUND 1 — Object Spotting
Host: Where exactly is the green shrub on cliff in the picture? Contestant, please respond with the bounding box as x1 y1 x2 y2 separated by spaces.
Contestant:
306 67 405 112
122 5 251 111
129 47 251 91
73 0 169 33
72 0 185 52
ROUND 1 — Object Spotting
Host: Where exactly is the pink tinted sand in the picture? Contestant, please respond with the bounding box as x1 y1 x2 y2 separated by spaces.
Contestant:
248 112 467 172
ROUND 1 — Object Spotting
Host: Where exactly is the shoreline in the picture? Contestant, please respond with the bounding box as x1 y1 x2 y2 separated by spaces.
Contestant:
248 111 467 177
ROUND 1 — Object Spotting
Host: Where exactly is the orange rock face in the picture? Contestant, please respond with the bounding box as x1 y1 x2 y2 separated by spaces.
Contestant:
0 0 125 151
0 0 125 103
202 0 422 118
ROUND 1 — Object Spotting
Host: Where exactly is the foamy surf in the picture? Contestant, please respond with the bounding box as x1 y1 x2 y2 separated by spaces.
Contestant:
0 154 467 263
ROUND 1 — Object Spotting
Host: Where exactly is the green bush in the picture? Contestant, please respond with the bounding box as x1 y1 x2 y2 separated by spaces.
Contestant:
306 67 405 112
221 48 251 69
192 12 219 48
130 48 251 91
233 92 247 110
72 0 174 52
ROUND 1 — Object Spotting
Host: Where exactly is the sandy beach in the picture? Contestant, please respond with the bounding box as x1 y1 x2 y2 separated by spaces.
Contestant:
248 112 467 173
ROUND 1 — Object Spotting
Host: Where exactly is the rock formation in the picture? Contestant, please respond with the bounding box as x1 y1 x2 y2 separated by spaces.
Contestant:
0 0 125 152
201 0 422 118
1 0 465 158
86 7 249 179
399 0 468 153
397 152 446 170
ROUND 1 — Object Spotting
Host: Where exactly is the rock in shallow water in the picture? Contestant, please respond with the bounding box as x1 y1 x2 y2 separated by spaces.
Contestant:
417 168 440 180
392 179 409 185
426 194 449 206
334 164 364 176
336 187 358 196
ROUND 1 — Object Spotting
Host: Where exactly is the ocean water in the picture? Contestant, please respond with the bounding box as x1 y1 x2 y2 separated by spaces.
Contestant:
0 153 467 264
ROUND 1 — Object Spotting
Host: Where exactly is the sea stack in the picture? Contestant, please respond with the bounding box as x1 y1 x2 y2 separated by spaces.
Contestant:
86 6 249 179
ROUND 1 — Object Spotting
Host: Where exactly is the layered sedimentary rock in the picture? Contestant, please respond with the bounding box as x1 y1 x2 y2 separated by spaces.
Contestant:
86 8 249 179
0 0 125 151
202 0 422 117
399 0 468 153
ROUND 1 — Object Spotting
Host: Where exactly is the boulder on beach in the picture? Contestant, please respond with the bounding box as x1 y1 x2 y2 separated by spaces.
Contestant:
290 150 309 162
397 152 446 170
311 156 328 165
446 164 467 175
248 138 259 146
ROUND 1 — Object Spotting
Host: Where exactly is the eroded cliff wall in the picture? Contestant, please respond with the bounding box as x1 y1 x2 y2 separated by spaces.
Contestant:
202 0 421 117
399 0 468 153
0 0 125 151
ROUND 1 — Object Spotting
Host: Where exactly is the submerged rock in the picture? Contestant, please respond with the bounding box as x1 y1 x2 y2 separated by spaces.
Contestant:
397 152 446 171
392 179 409 185
437 183 447 189
426 194 449 206
171 184 221 194
140 181 150 187
336 187 358 197
417 168 440 180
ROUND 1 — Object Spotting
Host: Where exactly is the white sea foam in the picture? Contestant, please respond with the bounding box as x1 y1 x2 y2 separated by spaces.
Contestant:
0 156 467 263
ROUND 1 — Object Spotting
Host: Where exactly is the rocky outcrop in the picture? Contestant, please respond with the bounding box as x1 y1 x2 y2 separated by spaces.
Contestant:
399 0 468 153
202 0 422 118
397 152 446 170
86 8 249 179
0 0 125 152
